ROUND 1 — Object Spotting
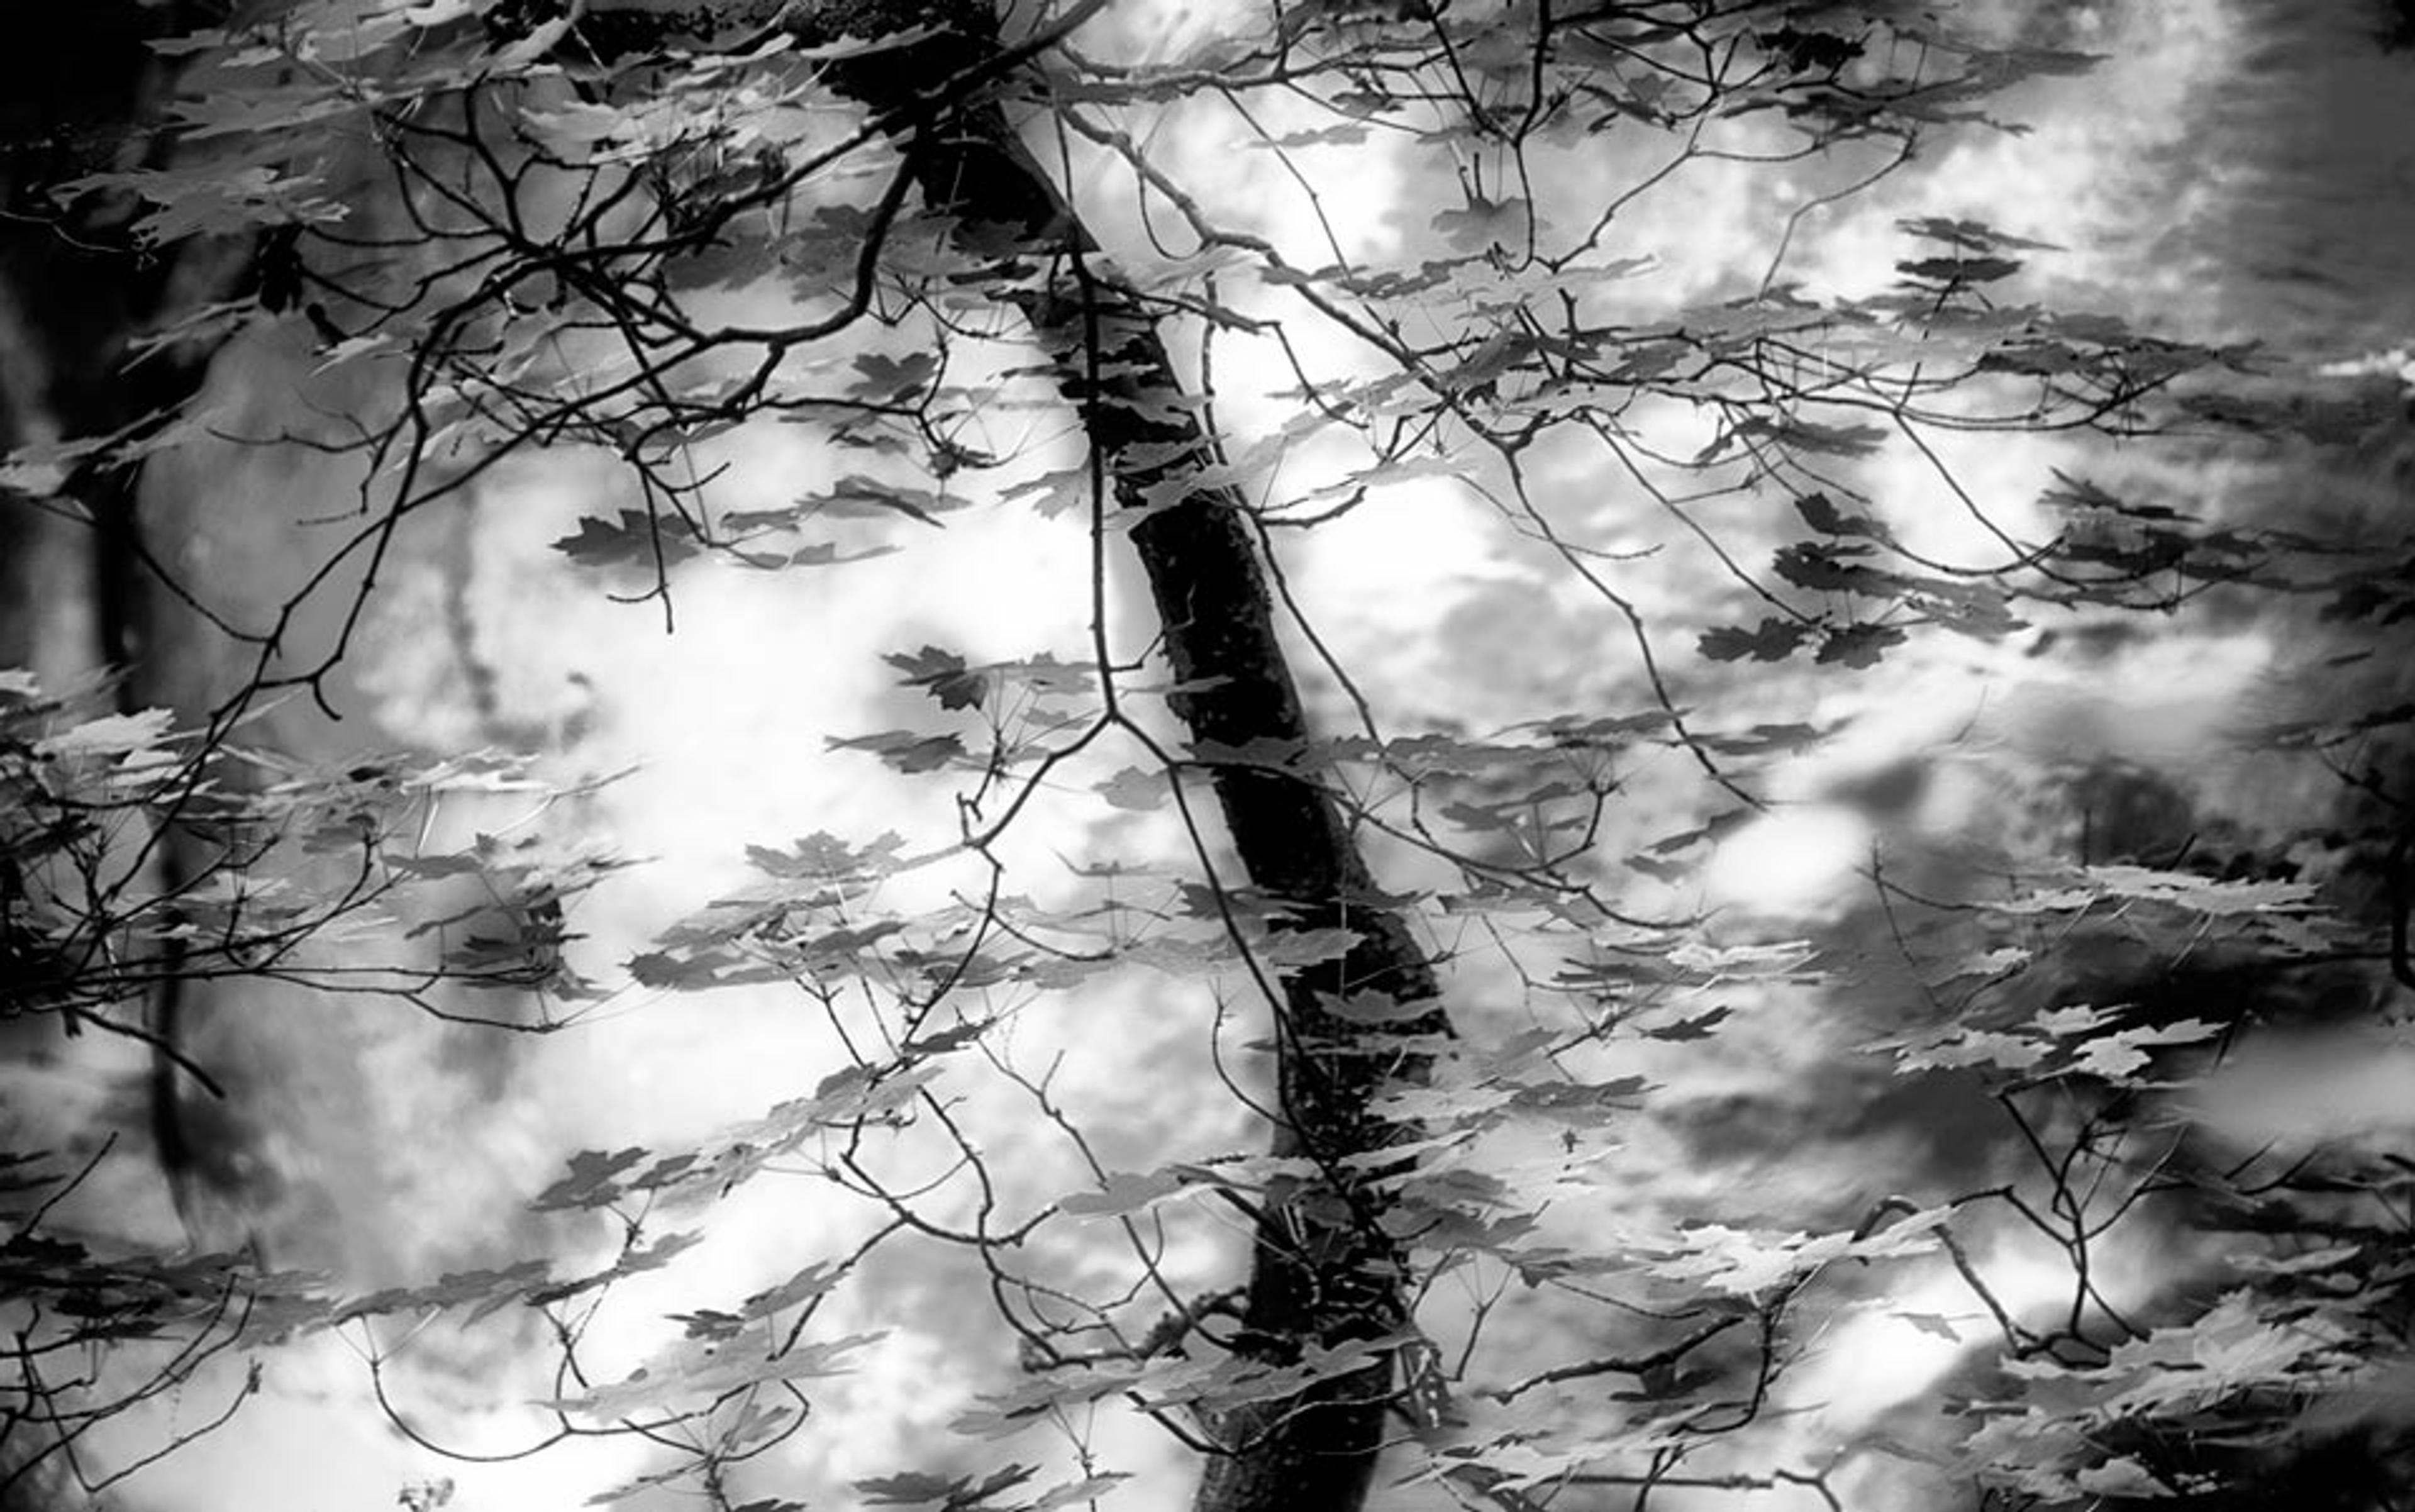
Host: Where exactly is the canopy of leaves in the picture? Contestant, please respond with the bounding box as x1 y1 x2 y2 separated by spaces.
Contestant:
4 3 2412 1510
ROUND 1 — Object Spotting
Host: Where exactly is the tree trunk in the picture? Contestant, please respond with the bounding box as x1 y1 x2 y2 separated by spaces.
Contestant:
0 3 237 682
816 11 1452 1510
0 8 258 1503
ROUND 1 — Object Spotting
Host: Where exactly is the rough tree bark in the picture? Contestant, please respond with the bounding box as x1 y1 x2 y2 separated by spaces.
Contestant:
808 7 1457 1509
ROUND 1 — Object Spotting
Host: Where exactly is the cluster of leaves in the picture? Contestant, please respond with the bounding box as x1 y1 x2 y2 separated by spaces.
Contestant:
15 0 2246 680
1 670 613 1032
6 1 2414 1509
1 670 622 1495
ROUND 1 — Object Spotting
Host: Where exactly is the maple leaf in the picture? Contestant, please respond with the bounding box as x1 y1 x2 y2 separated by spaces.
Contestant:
1897 255 2024 284
1255 926 1362 969
555 1331 881 1419
1096 765 1168 810
1817 622 1908 668
552 509 702 569
848 350 938 403
1640 1006 1731 1042
1897 215 2059 253
1026 1475 1133 1510
531 1147 649 1212
1699 618 1811 662
827 730 966 774
1431 196 1533 251
1318 989 1440 1025
796 475 963 527
885 645 987 711
33 708 177 760
2072 1459 2170 1498
1058 1169 1192 1218
857 1464 1037 1508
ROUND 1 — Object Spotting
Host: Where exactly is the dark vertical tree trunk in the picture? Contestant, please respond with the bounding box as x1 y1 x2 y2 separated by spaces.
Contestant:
0 1 254 1257
0 3 236 681
815 10 1452 1509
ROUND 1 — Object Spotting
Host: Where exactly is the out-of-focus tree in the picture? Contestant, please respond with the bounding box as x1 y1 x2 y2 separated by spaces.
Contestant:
6 3 2412 1510
0 672 614 1505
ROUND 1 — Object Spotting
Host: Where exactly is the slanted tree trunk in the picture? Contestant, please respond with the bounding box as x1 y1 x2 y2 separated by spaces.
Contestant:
816 10 1453 1510
468 0 1447 1498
